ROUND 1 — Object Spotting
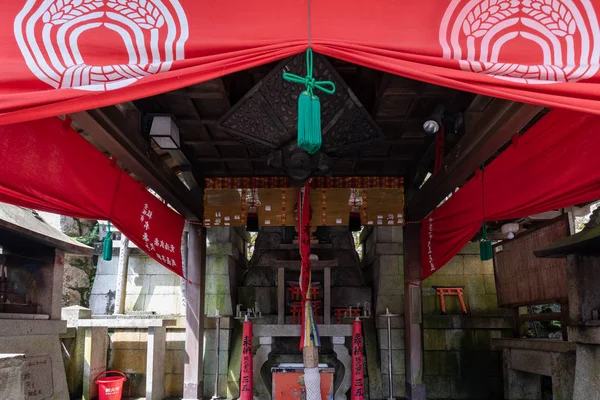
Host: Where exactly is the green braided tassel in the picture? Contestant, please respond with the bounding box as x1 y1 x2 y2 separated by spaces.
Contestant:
297 91 313 153
479 222 493 261
283 48 335 155
102 222 113 261
309 94 322 155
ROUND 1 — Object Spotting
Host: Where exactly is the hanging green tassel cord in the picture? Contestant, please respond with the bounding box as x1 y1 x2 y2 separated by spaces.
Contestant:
102 221 113 261
283 49 336 154
480 222 493 261
479 164 493 261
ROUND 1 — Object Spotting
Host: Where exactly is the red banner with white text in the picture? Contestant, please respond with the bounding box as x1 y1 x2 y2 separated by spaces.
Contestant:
422 108 600 279
0 117 185 276
4 1 600 124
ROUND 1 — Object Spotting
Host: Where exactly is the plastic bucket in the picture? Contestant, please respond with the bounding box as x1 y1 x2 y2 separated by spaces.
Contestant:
95 370 127 400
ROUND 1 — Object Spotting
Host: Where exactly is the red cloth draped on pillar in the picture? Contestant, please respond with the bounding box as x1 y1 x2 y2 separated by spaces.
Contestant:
422 108 600 279
351 319 365 400
240 320 253 400
0 117 185 276
299 181 320 349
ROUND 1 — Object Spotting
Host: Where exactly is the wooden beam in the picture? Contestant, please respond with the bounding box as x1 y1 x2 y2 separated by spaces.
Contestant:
407 101 543 221
197 155 414 163
70 106 204 221
519 312 562 322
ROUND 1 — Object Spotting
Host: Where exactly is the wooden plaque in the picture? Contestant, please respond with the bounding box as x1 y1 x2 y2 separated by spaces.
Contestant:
493 215 570 308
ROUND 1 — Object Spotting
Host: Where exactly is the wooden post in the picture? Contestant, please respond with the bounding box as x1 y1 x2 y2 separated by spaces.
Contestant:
114 237 129 315
403 224 426 399
278 267 285 325
183 225 207 400
324 267 331 325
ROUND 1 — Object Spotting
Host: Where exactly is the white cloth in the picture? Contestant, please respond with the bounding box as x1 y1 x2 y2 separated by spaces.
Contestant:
304 367 322 400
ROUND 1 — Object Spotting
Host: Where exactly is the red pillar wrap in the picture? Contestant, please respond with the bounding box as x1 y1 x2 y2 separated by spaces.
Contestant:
352 319 365 400
299 182 313 349
240 321 253 400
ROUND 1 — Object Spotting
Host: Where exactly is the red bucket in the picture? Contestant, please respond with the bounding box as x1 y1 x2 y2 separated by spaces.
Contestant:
95 371 127 400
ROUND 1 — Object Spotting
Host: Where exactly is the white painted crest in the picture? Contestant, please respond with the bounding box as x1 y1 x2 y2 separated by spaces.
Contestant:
14 0 189 91
439 0 600 84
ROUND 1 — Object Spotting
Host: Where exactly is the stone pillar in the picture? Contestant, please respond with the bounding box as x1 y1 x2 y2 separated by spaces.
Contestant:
254 337 273 400
62 306 92 398
114 237 130 315
403 224 426 399
49 249 66 319
83 327 108 400
332 336 351 400
502 349 541 400
183 226 206 400
146 326 167 400
573 344 600 400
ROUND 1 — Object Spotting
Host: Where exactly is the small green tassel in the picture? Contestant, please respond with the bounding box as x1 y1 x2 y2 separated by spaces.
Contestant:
103 222 113 261
480 223 493 261
308 95 322 155
298 91 313 153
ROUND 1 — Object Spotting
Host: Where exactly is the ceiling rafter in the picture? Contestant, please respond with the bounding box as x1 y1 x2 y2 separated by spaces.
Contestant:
70 106 204 221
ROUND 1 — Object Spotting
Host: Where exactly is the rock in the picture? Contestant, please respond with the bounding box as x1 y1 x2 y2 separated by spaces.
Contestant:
62 287 81 307
329 229 356 249
244 268 276 286
64 264 90 289
333 268 364 286
60 216 83 236
59 216 96 237
255 231 283 249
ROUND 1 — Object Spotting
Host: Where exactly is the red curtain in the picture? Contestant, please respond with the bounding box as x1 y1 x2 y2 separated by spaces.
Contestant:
422 108 600 279
4 1 600 124
0 117 185 276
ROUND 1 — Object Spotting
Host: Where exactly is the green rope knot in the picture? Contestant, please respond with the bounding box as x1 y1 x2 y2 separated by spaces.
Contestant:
102 221 113 261
282 48 336 154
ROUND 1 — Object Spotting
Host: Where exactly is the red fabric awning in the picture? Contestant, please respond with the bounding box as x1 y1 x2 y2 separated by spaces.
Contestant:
0 117 185 276
3 1 600 123
422 108 600 279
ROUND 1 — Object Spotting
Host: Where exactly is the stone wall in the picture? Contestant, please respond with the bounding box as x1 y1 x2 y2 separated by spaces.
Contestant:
421 244 511 399
90 251 184 316
59 216 97 307
360 228 510 400
361 226 405 399
108 328 186 398
204 228 248 399
422 243 498 316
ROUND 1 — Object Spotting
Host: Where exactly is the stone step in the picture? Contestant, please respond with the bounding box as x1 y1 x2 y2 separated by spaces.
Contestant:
272 260 339 270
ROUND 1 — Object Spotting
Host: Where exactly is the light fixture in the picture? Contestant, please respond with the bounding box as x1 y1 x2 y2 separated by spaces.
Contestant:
349 206 362 232
246 206 259 232
150 115 180 150
501 223 519 240
423 105 445 135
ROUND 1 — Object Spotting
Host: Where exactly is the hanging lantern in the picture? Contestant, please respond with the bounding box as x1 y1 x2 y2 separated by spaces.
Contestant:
479 223 493 261
246 187 259 232
246 206 259 232
102 222 113 261
349 206 362 232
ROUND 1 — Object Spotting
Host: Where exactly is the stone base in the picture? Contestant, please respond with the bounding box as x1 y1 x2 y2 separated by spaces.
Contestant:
0 330 69 400
0 354 25 400
574 344 600 400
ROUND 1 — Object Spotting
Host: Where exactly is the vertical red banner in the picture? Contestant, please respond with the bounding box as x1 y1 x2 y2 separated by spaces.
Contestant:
352 319 364 400
240 321 253 400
